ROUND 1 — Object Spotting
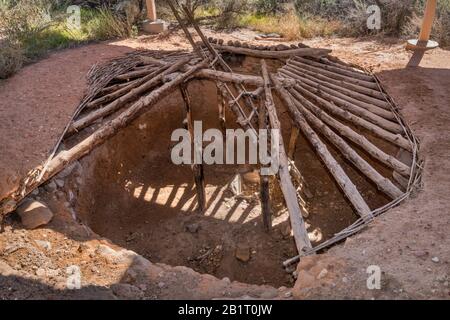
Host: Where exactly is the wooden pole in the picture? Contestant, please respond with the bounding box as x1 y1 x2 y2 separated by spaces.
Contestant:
180 84 206 213
281 68 401 129
288 87 411 177
217 84 226 132
289 84 412 151
261 60 312 253
209 44 332 59
272 76 373 220
258 100 272 232
281 64 391 109
289 59 379 90
66 58 190 136
288 126 300 160
146 0 157 21
406 0 439 50
291 94 404 200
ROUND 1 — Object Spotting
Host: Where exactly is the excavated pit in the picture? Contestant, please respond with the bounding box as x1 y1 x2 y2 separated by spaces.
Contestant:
68 57 399 287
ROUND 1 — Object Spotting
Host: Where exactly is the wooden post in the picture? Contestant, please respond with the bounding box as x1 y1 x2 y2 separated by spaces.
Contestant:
217 84 226 133
180 84 206 213
288 126 300 160
258 101 272 232
261 60 312 253
406 0 439 50
146 0 157 21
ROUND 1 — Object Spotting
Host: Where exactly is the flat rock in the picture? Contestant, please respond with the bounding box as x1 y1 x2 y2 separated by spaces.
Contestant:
16 200 53 229
185 223 200 233
44 181 57 193
235 244 251 263
55 179 65 188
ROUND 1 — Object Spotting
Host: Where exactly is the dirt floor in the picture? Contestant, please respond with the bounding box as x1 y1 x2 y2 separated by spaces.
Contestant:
0 28 449 299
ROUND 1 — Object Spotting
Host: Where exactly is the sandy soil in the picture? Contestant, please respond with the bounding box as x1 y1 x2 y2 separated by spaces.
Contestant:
0 28 449 299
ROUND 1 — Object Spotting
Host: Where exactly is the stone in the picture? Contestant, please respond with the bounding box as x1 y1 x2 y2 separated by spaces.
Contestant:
316 268 329 280
44 181 57 192
260 289 278 299
222 277 231 284
111 283 144 300
55 179 65 188
185 223 200 233
75 177 83 185
235 244 251 263
16 200 53 229
432 257 440 263
56 161 82 179
35 240 52 251
35 268 46 277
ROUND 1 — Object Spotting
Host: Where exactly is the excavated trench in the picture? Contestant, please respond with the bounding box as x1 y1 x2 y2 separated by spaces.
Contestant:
65 57 399 287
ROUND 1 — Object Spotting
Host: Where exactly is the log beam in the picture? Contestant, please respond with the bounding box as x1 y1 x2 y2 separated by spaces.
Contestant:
180 84 206 213
211 44 331 59
288 88 411 177
258 100 272 232
261 60 312 253
290 85 412 151
271 76 373 220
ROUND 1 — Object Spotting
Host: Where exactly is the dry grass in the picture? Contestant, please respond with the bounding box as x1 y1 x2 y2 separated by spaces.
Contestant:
239 11 342 40
0 41 24 79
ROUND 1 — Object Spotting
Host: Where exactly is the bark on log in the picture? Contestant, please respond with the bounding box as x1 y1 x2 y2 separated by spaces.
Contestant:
210 44 331 59
291 94 404 199
258 100 271 232
281 64 390 109
114 66 157 81
289 59 379 90
294 56 374 82
180 84 206 212
67 57 191 136
288 126 300 160
283 66 394 119
0 60 209 216
272 76 373 220
281 69 402 133
261 60 312 253
100 79 140 95
289 84 412 151
288 88 411 177
195 69 296 87
283 63 386 100
88 66 170 109
217 84 226 132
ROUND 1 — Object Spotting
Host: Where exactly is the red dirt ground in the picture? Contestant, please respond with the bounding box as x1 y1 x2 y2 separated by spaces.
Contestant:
0 29 449 299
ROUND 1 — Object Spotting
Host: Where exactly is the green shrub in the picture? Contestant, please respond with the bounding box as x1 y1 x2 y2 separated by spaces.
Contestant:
254 0 285 15
215 0 250 29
